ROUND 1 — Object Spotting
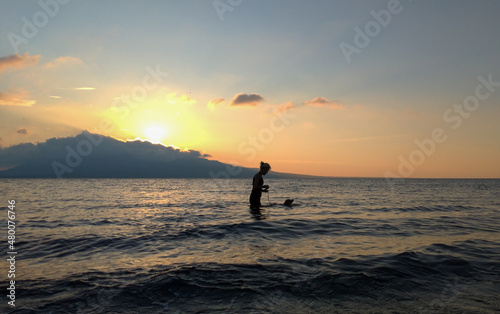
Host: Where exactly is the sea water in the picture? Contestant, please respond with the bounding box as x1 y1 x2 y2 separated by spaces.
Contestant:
1 178 499 313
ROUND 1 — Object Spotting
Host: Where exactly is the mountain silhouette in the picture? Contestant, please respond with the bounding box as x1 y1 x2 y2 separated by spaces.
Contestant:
0 131 304 179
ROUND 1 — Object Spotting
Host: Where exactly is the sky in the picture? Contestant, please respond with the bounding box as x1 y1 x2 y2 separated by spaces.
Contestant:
1 0 499 178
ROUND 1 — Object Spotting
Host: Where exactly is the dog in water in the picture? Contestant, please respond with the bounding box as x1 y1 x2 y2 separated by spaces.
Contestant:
283 199 294 206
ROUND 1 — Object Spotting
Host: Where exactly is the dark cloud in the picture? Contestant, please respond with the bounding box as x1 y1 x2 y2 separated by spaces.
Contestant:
229 93 264 106
0 53 40 73
208 97 226 109
304 97 343 109
0 131 232 178
0 142 36 169
16 128 30 135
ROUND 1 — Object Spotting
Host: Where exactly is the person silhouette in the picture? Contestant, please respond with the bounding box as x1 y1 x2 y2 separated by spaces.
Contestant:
249 161 271 209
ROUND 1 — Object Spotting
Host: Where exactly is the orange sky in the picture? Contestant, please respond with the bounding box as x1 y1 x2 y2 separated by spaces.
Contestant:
1 2 500 178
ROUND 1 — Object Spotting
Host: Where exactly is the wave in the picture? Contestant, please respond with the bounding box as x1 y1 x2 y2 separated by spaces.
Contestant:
16 246 500 313
19 211 500 264
368 204 481 213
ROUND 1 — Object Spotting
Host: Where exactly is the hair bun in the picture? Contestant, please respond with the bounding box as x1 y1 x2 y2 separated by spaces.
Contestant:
260 161 271 170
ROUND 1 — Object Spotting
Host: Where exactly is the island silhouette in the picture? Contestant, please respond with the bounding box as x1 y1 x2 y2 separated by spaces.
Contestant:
0 131 309 179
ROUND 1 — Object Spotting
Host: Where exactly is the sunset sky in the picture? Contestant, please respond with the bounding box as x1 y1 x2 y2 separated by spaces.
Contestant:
1 0 499 178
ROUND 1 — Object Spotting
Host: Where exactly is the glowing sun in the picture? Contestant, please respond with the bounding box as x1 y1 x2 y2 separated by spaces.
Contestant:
143 125 167 143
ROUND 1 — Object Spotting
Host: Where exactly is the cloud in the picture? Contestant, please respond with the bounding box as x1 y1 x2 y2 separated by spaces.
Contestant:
0 142 36 169
0 90 36 107
229 93 264 106
0 53 40 73
0 131 249 178
73 87 95 91
164 92 196 105
207 97 226 110
16 128 30 135
304 97 343 109
178 94 196 104
44 56 83 69
274 102 296 114
52 87 96 92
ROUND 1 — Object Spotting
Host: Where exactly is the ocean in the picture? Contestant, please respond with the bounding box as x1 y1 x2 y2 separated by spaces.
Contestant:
1 178 499 313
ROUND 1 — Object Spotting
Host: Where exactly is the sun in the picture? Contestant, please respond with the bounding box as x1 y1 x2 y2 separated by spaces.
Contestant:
143 125 167 143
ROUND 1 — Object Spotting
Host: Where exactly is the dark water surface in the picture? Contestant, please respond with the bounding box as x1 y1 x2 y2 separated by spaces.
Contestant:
1 178 499 313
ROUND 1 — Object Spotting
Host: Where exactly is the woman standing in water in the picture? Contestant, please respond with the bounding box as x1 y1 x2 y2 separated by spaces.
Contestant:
249 162 271 209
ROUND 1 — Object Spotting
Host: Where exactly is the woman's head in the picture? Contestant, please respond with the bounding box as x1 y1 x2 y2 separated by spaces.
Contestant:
260 161 271 174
